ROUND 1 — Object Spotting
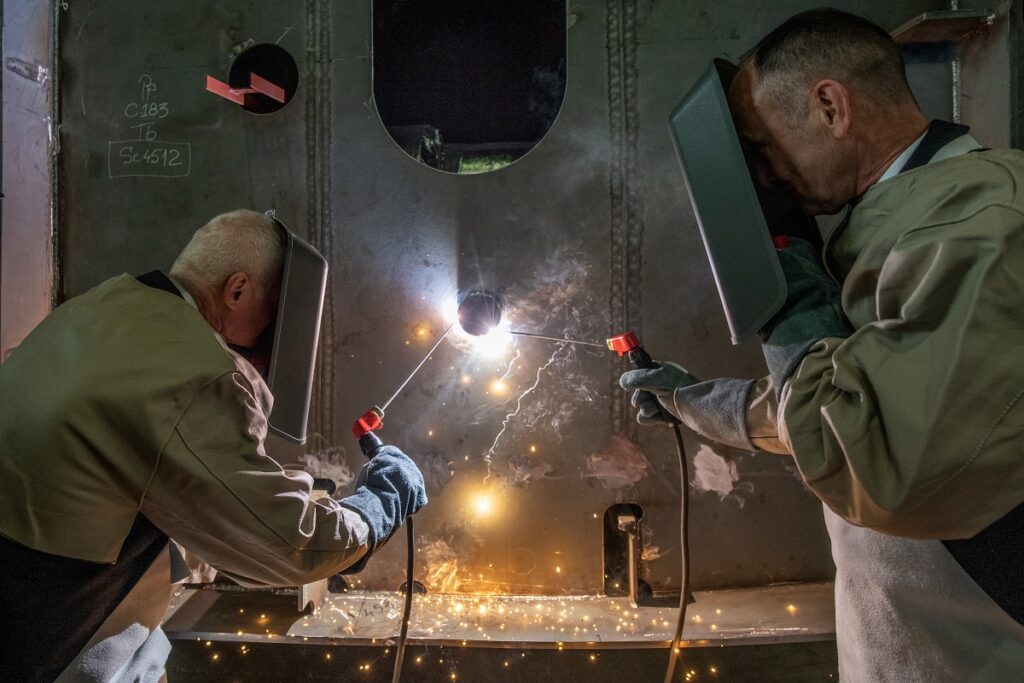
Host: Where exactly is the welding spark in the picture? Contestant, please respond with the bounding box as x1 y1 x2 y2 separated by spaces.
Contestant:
488 349 521 396
498 349 521 382
471 492 494 517
482 345 564 481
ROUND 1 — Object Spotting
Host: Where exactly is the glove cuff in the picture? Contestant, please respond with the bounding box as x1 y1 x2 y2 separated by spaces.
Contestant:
672 378 756 452
761 299 851 395
338 490 391 550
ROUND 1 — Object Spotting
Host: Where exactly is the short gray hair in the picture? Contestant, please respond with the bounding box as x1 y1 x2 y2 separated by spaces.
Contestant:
170 209 285 292
742 9 916 122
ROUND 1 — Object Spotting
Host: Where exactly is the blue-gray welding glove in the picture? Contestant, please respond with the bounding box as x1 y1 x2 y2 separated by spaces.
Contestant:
338 445 427 571
760 238 853 395
620 363 756 451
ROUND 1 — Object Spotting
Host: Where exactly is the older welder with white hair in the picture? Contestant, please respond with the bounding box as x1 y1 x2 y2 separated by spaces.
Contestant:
0 209 427 681
621 9 1024 681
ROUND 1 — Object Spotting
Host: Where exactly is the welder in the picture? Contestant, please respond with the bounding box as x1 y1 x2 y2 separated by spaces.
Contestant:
0 209 428 681
623 9 1024 680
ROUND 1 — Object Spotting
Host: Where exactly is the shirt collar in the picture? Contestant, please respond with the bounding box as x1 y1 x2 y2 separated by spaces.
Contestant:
168 275 199 311
874 130 982 187
876 132 927 185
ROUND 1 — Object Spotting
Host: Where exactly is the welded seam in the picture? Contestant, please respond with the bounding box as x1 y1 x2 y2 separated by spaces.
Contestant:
621 0 644 443
318 0 336 446
304 0 336 446
51 2 64 305
607 0 644 440
303 0 321 443
607 0 627 436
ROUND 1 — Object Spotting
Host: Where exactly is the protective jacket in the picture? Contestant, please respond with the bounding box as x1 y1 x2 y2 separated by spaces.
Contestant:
741 126 1024 679
0 272 371 681
780 147 1024 540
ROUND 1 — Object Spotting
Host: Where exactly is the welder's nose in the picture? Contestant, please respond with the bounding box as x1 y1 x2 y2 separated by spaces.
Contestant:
457 292 503 336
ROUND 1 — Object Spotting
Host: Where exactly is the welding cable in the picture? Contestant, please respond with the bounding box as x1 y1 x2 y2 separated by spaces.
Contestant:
663 423 690 683
390 520 415 683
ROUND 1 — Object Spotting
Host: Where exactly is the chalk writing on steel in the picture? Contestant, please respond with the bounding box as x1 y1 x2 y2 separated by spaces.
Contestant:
107 140 191 178
108 74 191 179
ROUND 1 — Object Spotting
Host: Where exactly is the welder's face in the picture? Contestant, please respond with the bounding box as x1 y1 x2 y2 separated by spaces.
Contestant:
729 67 851 216
219 273 279 348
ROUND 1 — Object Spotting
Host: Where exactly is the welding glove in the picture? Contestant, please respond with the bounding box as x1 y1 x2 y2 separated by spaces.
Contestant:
620 363 755 451
338 445 427 570
760 238 853 395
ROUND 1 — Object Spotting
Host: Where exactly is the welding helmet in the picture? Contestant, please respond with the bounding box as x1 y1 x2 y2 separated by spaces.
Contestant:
262 210 328 445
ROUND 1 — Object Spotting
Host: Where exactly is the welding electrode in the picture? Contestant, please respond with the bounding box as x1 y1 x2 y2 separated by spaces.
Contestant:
458 290 605 348
352 323 456 458
349 324 456 683
607 332 689 683
509 330 605 348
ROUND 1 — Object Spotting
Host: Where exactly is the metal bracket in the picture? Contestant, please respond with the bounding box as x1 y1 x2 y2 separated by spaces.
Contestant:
892 8 996 44
205 72 286 106
616 511 642 608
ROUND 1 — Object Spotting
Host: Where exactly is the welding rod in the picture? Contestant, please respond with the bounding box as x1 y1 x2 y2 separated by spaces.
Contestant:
509 330 605 348
380 323 456 412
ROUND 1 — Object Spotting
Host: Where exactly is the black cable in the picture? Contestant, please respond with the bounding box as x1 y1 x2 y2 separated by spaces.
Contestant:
663 424 690 683
391 518 415 683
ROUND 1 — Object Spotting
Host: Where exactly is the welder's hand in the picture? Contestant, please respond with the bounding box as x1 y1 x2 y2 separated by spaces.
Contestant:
619 361 698 425
760 238 853 393
623 365 759 451
338 445 428 550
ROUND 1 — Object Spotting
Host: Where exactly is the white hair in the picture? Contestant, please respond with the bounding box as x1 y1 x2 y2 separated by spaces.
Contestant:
170 209 285 292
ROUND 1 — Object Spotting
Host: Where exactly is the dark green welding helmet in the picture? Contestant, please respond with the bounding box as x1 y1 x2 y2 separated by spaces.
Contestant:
263 210 328 445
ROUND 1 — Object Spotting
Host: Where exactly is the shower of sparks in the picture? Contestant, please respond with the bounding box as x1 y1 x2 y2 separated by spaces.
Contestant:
482 345 563 481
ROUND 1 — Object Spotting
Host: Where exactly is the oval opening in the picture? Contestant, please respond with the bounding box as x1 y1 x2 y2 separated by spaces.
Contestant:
373 0 567 173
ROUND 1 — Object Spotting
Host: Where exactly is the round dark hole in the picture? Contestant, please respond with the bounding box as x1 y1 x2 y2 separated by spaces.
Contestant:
457 291 503 336
229 43 299 114
398 579 428 595
327 574 349 593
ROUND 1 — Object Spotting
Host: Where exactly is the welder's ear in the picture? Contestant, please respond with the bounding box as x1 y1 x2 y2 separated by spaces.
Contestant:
809 78 851 140
222 272 249 309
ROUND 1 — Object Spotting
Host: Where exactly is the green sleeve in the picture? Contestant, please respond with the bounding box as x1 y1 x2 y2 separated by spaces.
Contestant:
779 205 1024 538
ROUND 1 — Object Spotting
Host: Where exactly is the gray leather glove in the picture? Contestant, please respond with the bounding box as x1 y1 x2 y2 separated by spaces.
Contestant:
761 238 853 394
619 361 697 426
620 362 756 451
338 445 427 574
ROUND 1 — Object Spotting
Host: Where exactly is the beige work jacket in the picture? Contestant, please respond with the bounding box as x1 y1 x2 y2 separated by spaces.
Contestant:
0 274 369 586
772 149 1024 539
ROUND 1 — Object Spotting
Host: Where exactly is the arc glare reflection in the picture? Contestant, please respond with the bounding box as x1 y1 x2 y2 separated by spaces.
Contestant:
456 291 504 336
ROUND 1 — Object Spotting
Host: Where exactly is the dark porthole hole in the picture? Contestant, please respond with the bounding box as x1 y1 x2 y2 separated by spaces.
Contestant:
228 43 299 114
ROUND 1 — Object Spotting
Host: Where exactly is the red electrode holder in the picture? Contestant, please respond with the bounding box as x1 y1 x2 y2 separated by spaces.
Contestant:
352 407 384 439
607 331 676 423
606 332 642 356
607 331 659 374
